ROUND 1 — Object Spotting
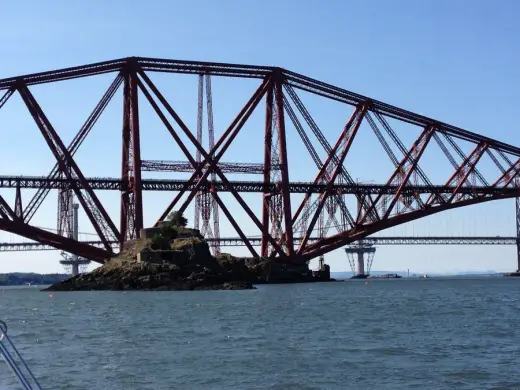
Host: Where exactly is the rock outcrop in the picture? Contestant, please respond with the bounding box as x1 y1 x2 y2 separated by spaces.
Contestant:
44 223 331 292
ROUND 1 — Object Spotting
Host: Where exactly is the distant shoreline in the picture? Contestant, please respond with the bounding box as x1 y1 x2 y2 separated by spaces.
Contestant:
0 273 69 286
0 271 506 287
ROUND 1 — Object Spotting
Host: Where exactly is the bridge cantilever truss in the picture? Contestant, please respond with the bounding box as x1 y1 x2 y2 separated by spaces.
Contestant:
1 57 520 267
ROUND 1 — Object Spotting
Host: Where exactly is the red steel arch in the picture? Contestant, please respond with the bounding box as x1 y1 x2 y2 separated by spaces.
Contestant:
0 57 519 263
300 192 520 262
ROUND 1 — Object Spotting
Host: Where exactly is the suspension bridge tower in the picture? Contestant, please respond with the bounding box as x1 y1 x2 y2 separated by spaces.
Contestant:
344 239 376 278
59 203 90 276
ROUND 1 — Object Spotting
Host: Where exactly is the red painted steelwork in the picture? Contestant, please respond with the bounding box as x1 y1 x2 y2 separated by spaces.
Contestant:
292 104 366 225
493 158 520 188
300 192 519 261
0 196 16 220
0 57 519 263
120 73 132 247
380 126 434 218
297 104 367 253
14 186 22 220
274 75 294 257
0 218 110 262
155 76 271 220
0 89 13 110
193 74 221 255
23 74 123 224
261 85 274 257
358 125 435 224
16 83 120 252
425 142 488 206
212 191 258 257
129 68 144 238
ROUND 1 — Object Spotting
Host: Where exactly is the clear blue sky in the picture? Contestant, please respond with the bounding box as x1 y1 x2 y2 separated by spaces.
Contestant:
0 0 519 274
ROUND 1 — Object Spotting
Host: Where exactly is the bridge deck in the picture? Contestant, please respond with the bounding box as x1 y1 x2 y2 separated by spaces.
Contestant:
0 175 518 196
0 236 516 252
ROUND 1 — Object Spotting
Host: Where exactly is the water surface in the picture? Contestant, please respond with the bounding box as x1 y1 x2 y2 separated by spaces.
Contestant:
1 277 520 389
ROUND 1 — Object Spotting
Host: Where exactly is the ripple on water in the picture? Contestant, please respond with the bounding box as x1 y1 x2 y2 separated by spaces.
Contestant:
1 278 520 389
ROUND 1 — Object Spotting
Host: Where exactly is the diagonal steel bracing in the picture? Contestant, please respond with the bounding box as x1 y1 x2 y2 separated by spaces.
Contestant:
23 74 123 223
358 126 435 223
297 104 367 254
0 57 519 264
16 83 120 252
139 70 287 257
194 74 221 255
119 63 143 244
283 91 357 230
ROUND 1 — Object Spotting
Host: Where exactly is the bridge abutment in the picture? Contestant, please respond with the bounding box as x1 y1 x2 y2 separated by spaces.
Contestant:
345 239 376 279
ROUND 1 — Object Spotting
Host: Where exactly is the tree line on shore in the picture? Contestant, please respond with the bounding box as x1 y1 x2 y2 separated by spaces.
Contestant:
0 273 69 286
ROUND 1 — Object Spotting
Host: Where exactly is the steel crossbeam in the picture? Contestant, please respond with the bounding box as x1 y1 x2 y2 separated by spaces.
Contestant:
0 176 517 195
0 236 516 253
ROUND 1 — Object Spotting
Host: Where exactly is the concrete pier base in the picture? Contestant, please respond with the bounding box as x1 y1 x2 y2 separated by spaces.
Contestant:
345 240 376 279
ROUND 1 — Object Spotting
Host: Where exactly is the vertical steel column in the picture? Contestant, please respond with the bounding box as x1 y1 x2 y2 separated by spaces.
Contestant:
17 82 119 251
206 74 221 255
274 74 294 257
129 69 143 237
194 75 204 230
261 84 274 257
57 188 73 239
120 73 131 248
317 205 325 268
356 242 365 276
14 186 22 220
71 203 80 275
72 203 79 242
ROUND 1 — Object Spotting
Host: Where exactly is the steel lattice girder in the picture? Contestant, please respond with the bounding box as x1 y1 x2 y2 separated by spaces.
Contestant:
16 82 120 252
1 57 519 156
299 193 514 261
2 57 520 263
0 219 110 260
0 175 518 196
141 160 276 174
0 236 516 253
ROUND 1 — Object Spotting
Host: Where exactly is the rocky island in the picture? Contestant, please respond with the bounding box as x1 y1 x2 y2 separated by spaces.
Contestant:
44 212 331 292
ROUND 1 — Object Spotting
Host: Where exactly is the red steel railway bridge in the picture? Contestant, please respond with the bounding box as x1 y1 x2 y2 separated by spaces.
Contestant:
1 57 520 269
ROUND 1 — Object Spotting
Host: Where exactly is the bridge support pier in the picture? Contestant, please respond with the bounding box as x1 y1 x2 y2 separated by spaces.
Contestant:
345 239 376 279
357 251 365 276
59 203 91 276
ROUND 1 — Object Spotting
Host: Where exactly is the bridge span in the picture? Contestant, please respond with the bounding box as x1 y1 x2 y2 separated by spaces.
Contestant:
0 236 517 253
1 57 520 269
